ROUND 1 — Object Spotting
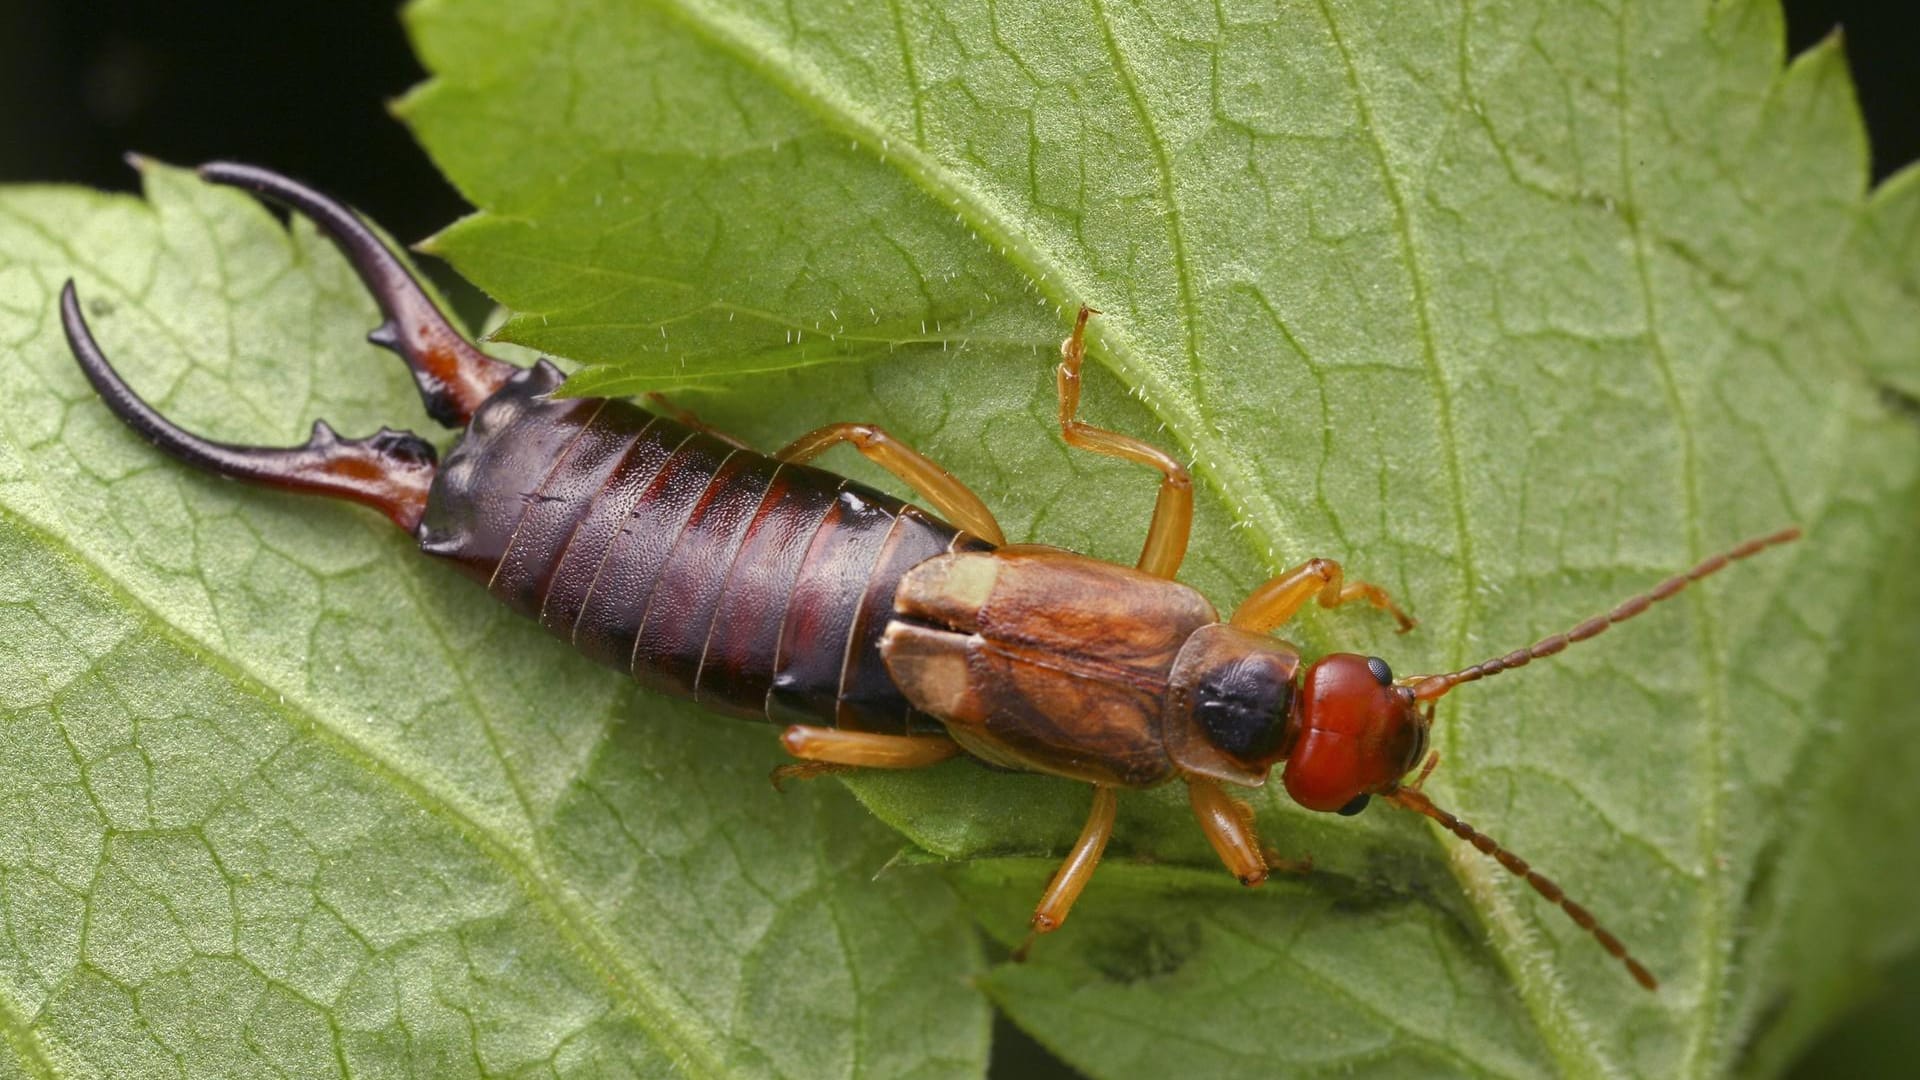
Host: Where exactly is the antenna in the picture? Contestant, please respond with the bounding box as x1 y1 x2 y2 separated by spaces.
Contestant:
1411 527 1801 703
1386 787 1658 990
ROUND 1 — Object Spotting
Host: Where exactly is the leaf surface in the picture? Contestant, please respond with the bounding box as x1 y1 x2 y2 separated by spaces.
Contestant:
0 1 1915 1077
0 168 988 1078
395 0 1920 1077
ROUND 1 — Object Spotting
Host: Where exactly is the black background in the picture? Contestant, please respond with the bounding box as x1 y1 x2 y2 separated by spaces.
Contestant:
4 2 1915 252
1 2 1913 1076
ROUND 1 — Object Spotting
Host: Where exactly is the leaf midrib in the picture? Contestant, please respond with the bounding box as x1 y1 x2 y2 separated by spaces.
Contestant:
640 0 1302 576
1611 8 1725 1076
641 0 1598 1070
1300 3 1626 1075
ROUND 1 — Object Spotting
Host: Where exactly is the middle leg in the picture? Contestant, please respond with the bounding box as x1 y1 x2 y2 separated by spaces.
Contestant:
778 424 1006 545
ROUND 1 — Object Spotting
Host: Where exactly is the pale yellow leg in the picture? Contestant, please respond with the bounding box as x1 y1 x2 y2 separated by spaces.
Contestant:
778 423 1005 545
1187 776 1271 885
1013 785 1119 959
767 761 855 791
1056 307 1193 579
771 725 962 789
778 725 961 768
1229 558 1415 636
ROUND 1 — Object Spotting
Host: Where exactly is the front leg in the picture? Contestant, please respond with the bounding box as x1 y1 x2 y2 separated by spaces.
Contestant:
1186 775 1269 885
1229 558 1415 636
1187 777 1312 884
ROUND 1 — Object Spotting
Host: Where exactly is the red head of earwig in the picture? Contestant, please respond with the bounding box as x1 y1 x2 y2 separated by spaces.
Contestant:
1281 653 1429 815
1272 527 1803 992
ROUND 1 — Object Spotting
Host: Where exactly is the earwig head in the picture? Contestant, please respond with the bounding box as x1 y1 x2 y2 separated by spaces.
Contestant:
1280 653 1428 814
1281 652 1658 989
1270 529 1802 992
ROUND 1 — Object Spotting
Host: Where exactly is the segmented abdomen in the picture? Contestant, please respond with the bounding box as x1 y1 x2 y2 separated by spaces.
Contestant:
416 362 987 732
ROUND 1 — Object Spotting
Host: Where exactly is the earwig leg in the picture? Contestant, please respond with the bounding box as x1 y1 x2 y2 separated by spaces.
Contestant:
1186 775 1270 886
644 393 754 451
1259 847 1314 877
771 726 959 789
778 725 961 769
60 283 438 533
1055 307 1193 579
1229 557 1416 636
768 761 856 791
1406 751 1441 793
778 424 1006 545
1015 785 1119 959
196 161 518 427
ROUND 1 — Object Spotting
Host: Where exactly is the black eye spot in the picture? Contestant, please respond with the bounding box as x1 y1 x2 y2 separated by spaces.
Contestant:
1366 656 1392 685
1337 794 1371 817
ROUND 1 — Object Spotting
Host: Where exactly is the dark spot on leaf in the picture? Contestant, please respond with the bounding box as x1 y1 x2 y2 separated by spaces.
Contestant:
1877 382 1920 427
1311 848 1487 946
1085 919 1201 984
1735 988 1794 1075
1325 869 1428 918
1743 833 1784 919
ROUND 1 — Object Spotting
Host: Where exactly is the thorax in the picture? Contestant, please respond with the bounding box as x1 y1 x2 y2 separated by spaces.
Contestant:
879 545 1219 787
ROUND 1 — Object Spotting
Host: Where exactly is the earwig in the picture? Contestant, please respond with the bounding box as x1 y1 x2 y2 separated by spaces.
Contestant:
60 162 1801 992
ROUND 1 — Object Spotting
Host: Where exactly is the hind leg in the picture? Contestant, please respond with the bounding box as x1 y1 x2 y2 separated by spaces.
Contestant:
770 725 962 788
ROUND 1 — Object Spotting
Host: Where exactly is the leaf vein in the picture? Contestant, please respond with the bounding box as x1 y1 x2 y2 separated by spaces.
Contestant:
0 501 730 1080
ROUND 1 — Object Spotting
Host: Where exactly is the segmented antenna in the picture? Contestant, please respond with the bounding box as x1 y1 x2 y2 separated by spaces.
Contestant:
1387 787 1658 991
1411 527 1801 702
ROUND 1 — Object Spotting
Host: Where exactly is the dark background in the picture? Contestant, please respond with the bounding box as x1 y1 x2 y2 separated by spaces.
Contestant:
4 2 1916 260
1 2 1913 1076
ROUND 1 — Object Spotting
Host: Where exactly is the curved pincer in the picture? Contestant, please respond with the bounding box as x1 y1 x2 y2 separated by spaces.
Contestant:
60 280 440 534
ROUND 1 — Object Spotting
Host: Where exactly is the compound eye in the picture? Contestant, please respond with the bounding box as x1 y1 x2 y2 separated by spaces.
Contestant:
1337 794 1372 817
1365 656 1393 685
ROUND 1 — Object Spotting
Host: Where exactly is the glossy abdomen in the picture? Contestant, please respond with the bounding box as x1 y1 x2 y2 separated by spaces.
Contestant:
417 362 985 732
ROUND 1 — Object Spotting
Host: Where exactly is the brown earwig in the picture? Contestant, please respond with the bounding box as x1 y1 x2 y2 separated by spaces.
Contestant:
59 162 1801 992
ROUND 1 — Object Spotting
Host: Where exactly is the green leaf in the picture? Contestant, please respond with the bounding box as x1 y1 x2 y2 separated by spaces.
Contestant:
396 0 1920 1077
0 166 987 1077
